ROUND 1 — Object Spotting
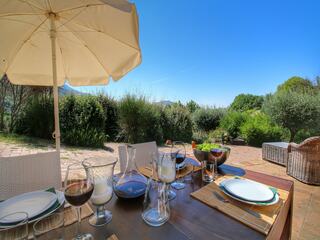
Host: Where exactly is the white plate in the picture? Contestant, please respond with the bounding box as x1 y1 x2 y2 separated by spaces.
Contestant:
0 191 64 228
0 191 57 224
222 178 275 202
219 184 279 206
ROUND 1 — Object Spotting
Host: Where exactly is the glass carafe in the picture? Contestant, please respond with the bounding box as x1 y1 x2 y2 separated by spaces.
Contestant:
142 154 170 227
113 145 148 199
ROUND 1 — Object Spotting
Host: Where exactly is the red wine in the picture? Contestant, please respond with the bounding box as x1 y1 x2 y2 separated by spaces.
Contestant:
64 182 94 206
210 149 223 158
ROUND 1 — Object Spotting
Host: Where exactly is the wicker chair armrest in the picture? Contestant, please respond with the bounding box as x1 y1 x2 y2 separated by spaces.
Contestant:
288 142 299 152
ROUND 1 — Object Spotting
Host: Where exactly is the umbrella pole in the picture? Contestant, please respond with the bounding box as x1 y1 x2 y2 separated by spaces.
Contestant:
50 13 61 152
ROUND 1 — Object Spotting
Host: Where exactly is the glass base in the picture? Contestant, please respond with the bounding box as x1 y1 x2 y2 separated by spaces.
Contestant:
167 189 176 201
73 233 93 240
142 208 169 227
171 182 185 190
89 209 112 227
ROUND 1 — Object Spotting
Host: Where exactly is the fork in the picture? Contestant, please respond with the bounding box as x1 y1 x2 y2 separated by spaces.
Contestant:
213 191 262 218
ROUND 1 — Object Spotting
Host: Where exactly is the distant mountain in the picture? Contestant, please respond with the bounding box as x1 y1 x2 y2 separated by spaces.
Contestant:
59 84 86 96
155 100 174 106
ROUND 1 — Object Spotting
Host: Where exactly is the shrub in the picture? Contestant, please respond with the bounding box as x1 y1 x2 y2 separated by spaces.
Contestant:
97 95 119 141
192 130 209 144
186 100 200 113
263 91 320 141
240 113 284 147
118 95 163 144
192 108 226 132
15 95 54 139
160 105 193 143
230 94 264 112
220 111 248 138
60 95 106 147
277 76 315 93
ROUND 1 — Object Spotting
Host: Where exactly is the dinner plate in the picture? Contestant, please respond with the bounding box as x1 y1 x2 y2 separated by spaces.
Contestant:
222 178 275 202
0 190 64 228
219 184 279 206
0 191 57 224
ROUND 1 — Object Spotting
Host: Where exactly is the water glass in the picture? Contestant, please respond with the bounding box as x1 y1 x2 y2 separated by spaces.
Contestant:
0 212 29 240
83 156 117 227
201 160 215 183
33 212 64 239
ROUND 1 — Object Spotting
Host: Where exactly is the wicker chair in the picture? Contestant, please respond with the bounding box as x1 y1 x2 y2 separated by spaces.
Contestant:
0 151 62 200
287 136 320 185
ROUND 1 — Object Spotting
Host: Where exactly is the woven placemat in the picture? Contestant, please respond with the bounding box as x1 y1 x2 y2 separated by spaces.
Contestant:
107 234 119 240
190 175 289 235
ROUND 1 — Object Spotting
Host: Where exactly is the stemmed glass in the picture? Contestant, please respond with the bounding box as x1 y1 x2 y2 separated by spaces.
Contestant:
82 156 117 227
210 148 224 177
170 141 186 190
64 163 94 240
157 153 176 200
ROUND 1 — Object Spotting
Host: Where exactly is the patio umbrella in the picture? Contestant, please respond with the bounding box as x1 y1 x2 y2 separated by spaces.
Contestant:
0 0 141 151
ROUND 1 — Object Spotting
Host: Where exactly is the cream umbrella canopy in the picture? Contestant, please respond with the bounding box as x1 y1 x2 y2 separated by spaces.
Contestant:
0 0 141 151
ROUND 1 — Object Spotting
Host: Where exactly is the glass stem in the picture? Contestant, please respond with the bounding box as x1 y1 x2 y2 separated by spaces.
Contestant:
96 205 104 217
76 206 81 236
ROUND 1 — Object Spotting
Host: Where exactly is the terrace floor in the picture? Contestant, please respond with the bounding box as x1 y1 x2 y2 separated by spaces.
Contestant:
0 141 319 240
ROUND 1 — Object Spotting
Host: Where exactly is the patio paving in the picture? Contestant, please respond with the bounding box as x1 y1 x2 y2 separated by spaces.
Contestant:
0 141 319 240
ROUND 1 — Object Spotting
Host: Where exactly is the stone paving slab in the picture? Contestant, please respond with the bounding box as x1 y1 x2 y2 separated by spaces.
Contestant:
0 142 319 240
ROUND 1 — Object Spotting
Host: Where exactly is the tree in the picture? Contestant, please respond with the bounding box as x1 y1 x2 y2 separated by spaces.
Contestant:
230 94 264 112
186 100 200 113
277 76 314 93
0 75 10 130
192 107 226 132
263 91 320 142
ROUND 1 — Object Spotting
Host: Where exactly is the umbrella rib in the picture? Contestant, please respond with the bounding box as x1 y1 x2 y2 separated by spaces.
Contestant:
18 0 46 12
4 17 48 73
59 15 140 53
65 26 112 78
0 13 44 18
56 3 106 14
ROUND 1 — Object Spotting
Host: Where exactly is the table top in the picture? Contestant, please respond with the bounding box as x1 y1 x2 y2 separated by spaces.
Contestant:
46 165 294 240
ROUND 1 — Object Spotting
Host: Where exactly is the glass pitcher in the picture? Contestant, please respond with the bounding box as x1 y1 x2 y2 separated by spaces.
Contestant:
113 145 148 199
142 154 170 227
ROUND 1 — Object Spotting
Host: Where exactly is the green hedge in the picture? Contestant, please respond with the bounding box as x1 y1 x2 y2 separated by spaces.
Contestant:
161 105 193 143
240 112 284 147
60 95 106 147
220 111 249 138
192 108 226 132
15 95 54 139
118 95 163 144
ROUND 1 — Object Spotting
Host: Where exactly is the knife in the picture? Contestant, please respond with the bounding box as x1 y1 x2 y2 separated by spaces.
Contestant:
213 191 261 218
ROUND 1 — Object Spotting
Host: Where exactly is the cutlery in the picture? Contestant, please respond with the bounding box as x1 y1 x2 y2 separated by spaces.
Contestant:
213 191 261 219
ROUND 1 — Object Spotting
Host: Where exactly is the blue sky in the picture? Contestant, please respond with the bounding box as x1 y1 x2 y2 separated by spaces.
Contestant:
74 0 320 107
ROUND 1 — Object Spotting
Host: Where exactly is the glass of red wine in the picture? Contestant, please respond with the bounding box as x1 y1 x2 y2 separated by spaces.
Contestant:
170 141 186 190
210 148 224 176
64 163 94 240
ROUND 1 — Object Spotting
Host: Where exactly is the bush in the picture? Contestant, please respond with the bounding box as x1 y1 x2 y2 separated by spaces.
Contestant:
263 91 320 141
192 108 226 132
277 76 315 93
60 95 106 147
97 95 119 141
15 95 54 139
220 111 248 138
240 113 284 147
160 105 193 143
118 95 163 144
230 94 264 112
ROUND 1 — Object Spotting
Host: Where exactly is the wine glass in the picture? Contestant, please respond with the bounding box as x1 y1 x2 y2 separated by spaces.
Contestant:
64 163 94 240
210 148 224 176
170 141 186 190
83 156 117 227
157 152 177 200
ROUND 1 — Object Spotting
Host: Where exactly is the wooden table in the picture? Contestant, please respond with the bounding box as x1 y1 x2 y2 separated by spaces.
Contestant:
46 166 293 240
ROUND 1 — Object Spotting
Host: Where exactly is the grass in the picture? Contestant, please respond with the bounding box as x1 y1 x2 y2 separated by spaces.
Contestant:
0 132 54 149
